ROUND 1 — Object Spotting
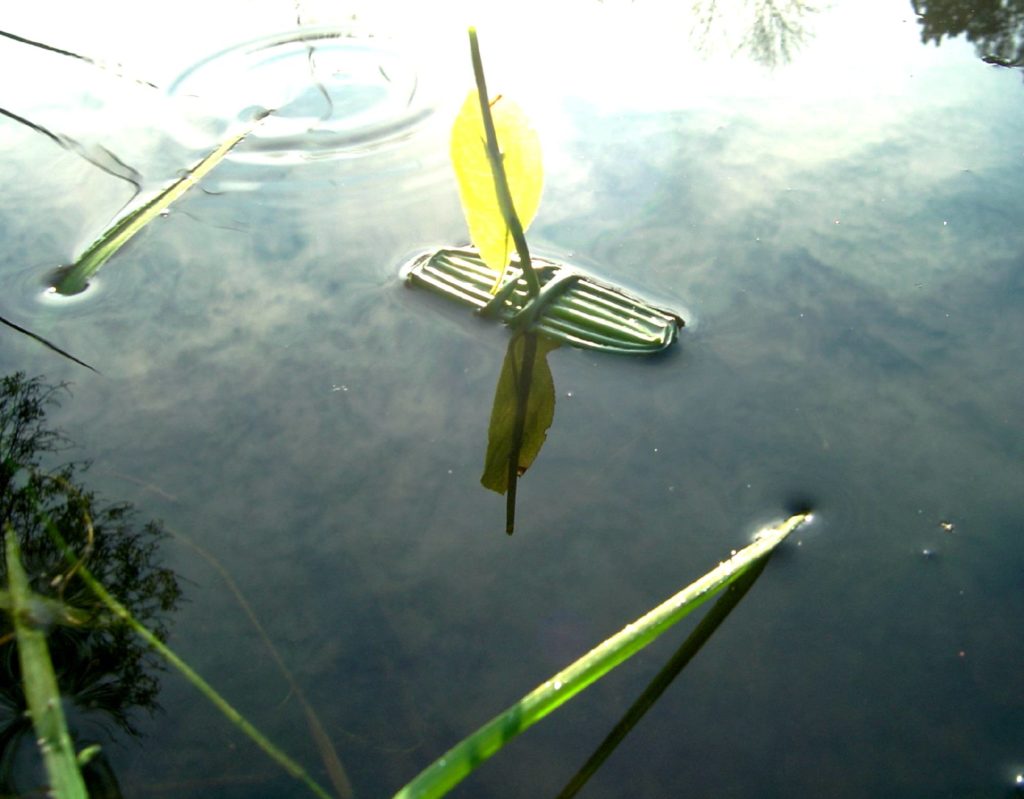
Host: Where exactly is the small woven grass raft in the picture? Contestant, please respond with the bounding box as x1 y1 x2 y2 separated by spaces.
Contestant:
403 246 684 355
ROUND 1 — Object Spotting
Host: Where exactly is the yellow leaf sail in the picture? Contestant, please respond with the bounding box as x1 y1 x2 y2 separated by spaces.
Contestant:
450 90 543 292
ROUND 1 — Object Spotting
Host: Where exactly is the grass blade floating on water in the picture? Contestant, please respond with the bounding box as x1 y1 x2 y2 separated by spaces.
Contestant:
392 513 809 799
53 111 271 296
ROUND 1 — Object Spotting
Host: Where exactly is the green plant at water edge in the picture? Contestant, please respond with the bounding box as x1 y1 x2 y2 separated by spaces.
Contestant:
32 506 336 799
1 372 184 796
392 513 809 798
0 372 337 798
2 370 808 797
2 525 89 799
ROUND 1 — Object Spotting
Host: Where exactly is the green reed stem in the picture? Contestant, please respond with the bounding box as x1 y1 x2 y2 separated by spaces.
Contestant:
468 27 540 301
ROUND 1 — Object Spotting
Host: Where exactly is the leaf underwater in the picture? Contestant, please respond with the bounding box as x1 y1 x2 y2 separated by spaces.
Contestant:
481 333 560 494
450 90 543 291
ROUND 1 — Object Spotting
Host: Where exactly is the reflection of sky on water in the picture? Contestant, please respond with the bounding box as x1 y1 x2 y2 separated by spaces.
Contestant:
1 0 1023 796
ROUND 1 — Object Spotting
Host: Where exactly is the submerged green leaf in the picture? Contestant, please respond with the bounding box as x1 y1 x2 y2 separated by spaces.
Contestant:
480 332 559 496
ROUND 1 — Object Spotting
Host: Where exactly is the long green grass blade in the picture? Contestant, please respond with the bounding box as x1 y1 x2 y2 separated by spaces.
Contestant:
392 513 809 799
555 546 775 797
4 523 89 799
53 112 269 295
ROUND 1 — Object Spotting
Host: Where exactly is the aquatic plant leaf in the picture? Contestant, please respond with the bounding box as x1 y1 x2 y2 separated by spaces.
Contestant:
392 514 810 799
481 332 559 495
450 89 542 290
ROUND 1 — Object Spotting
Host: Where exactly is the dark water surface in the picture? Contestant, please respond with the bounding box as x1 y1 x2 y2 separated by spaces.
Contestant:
2 1 1023 797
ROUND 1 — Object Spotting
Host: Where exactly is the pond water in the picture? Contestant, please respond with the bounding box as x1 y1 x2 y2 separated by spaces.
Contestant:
2 0 1023 797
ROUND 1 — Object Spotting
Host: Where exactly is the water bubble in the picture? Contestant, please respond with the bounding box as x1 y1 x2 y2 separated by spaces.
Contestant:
38 278 102 306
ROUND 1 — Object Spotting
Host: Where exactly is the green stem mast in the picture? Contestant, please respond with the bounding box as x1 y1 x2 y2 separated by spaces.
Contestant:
468 27 541 300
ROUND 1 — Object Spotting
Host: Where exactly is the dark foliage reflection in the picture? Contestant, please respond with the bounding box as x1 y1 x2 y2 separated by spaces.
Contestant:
913 0 1024 68
0 372 182 796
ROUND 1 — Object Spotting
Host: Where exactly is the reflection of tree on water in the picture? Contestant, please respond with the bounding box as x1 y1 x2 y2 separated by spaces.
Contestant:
912 0 1024 68
0 373 182 796
691 0 821 67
